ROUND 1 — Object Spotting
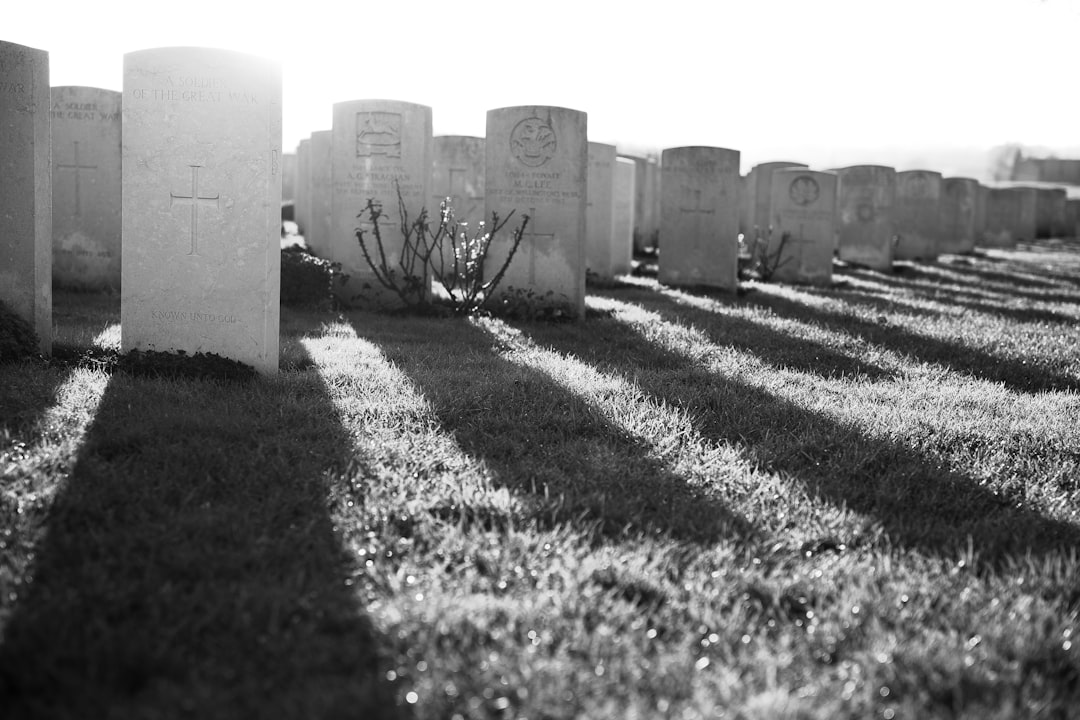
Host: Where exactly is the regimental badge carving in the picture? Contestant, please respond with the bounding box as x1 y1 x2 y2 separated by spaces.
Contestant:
789 175 820 206
906 172 930 198
510 115 556 167
356 112 402 158
856 202 876 222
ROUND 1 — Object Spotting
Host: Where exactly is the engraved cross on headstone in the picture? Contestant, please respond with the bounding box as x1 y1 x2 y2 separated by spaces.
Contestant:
522 207 556 285
170 165 221 256
56 141 98 217
679 186 715 215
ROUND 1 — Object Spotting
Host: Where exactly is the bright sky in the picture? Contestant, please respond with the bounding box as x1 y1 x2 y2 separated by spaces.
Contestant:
8 0 1079 176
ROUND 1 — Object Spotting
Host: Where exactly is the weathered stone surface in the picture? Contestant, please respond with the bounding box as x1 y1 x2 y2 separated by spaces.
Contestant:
121 46 282 374
281 152 296 202
0 41 51 353
974 183 988 245
586 142 616 279
746 161 808 241
295 137 310 235
484 105 587 317
941 177 979 255
767 168 837 285
659 146 740 290
612 157 635 276
982 187 1037 247
894 170 943 261
306 130 332 255
330 99 432 305
835 165 895 271
50 86 121 291
1065 199 1080 239
1035 187 1067 239
431 135 485 223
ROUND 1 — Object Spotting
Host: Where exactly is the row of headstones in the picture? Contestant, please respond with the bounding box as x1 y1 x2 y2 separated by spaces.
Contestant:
287 129 641 286
4 41 1078 374
1 42 281 370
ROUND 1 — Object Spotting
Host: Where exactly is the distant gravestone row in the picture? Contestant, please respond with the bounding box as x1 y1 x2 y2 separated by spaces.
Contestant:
5 38 1080 376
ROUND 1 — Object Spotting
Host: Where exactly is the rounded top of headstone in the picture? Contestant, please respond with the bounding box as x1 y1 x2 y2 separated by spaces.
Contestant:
51 85 121 96
488 105 587 118
836 164 896 173
943 176 979 184
753 161 808 171
332 98 432 113
434 134 484 142
897 169 943 178
773 167 837 177
124 46 279 67
588 141 618 151
0 40 47 54
310 129 332 138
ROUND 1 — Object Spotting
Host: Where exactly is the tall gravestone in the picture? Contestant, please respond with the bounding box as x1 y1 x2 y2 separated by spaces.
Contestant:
51 86 122 291
295 137 311 235
835 165 895 271
767 168 837 285
659 146 740 290
306 130 332 255
621 154 659 253
586 142 616 279
0 41 51 353
894 170 943 261
122 47 282 374
941 177 978 255
281 152 296 203
1035 187 1067 239
974 183 988 246
746 161 808 241
431 135 485 223
983 187 1036 248
484 105 587 317
330 99 432 304
612 157 636 276
1065 199 1080 239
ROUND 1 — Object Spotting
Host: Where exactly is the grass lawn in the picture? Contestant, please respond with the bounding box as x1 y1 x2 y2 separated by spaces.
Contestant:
1 241 1079 719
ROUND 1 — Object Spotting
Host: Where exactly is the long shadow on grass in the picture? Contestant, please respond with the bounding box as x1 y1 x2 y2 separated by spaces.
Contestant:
0 331 404 719
850 264 1080 306
720 281 1080 394
516 294 1080 564
351 316 757 546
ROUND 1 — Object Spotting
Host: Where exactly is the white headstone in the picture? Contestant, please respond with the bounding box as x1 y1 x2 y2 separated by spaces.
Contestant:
586 141 616 279
0 41 51 353
484 105 587 317
1035 187 1067 239
746 161 808 241
974 183 988 245
659 146 740 290
50 86 121 291
330 99 432 305
894 170 943 261
941 177 978 255
121 47 282 374
431 135 485 223
281 152 296 203
836 165 895 271
1065 199 1080 239
295 137 311 236
982 187 1036 248
768 168 837 285
306 130 332 255
612 157 636 276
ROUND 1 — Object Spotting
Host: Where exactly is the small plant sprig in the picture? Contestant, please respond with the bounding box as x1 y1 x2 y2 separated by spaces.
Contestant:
751 224 793 282
354 181 529 315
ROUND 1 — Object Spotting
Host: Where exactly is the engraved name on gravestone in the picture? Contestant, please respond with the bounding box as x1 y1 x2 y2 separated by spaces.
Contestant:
835 165 895 271
612 157 636 276
330 99 431 304
768 169 837 285
306 130 332 255
484 106 587 317
659 146 740 291
941 177 978 254
122 47 282 374
894 170 943 261
586 142 616 279
0 41 51 353
51 86 121 291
